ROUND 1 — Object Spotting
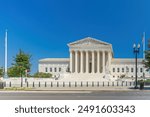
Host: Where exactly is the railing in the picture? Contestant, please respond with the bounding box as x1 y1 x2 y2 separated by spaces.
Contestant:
6 81 135 88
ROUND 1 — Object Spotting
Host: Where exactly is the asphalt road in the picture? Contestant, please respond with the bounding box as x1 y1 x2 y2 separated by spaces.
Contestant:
0 90 150 100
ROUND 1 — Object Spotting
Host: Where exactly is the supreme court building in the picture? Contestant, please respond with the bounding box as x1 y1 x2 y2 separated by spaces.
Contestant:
39 37 149 80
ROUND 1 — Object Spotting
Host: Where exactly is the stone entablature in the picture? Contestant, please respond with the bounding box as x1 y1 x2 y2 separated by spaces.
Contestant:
39 58 69 63
68 37 113 53
111 58 143 64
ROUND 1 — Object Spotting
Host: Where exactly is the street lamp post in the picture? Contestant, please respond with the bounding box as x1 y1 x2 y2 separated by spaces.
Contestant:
133 43 140 89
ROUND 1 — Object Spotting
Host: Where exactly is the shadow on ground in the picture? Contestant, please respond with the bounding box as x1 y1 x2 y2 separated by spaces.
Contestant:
142 87 150 90
129 86 150 90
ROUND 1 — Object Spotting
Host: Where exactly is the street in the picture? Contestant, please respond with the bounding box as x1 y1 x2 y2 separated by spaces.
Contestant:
0 90 150 100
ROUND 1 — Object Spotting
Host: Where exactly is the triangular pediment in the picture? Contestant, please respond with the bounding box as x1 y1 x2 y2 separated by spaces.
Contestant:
68 37 111 47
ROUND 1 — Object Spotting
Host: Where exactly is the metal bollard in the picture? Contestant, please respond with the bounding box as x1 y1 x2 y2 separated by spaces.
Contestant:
103 82 104 87
75 82 77 87
92 82 94 87
63 82 65 87
108 82 109 86
27 82 28 87
51 82 53 87
57 82 59 87
45 82 47 87
97 82 99 87
69 82 71 87
9 82 11 87
21 82 23 87
122 82 123 86
126 81 127 86
117 82 119 86
81 82 83 87
86 82 88 87
33 82 34 87
39 82 40 87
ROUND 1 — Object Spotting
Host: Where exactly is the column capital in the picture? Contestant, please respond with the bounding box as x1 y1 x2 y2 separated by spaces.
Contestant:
79 50 85 53
85 50 89 53
74 50 78 53
69 50 73 53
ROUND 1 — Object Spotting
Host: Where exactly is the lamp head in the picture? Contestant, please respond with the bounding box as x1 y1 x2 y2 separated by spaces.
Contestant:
133 43 136 48
137 44 140 48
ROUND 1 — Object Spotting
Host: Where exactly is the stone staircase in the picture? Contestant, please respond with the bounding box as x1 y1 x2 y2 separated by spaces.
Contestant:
59 73 116 81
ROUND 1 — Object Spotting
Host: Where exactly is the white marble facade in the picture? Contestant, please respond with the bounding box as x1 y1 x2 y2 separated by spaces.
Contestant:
39 37 149 79
68 37 112 74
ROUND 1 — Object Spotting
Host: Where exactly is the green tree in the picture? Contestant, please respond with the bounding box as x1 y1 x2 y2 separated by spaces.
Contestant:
12 49 31 77
143 50 150 71
8 66 20 77
33 72 52 78
0 67 3 77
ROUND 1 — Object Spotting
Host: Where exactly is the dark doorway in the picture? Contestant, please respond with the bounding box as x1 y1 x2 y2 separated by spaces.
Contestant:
89 62 92 73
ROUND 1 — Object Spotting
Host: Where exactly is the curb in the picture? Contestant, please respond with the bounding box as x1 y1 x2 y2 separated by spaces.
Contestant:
0 89 149 92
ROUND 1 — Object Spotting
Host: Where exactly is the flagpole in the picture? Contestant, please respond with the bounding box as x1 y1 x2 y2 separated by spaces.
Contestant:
143 32 146 79
143 32 145 59
4 29 8 79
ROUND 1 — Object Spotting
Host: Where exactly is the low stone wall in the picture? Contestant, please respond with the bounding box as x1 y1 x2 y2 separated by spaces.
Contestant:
5 80 135 88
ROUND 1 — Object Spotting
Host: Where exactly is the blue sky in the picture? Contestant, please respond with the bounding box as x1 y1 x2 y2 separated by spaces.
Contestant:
0 0 149 73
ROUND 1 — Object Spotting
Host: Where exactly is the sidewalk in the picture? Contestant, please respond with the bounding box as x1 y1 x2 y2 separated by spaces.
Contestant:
33 86 150 91
30 86 133 91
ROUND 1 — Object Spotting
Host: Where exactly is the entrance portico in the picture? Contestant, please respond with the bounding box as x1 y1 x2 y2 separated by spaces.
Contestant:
68 37 113 75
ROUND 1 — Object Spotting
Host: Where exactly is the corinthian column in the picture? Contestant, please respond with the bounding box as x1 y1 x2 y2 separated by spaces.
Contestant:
86 51 89 73
75 51 78 73
97 51 100 73
70 51 73 73
80 51 83 73
108 51 111 73
102 51 105 73
92 51 95 73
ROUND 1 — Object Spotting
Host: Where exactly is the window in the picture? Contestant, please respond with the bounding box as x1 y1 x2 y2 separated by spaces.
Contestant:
140 68 143 73
45 67 48 72
50 68 52 72
59 68 61 72
55 68 57 72
131 68 133 72
117 68 120 72
113 68 115 72
122 68 124 72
